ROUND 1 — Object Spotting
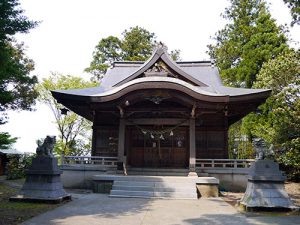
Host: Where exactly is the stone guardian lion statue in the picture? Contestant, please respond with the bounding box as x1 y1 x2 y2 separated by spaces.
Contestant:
36 135 56 157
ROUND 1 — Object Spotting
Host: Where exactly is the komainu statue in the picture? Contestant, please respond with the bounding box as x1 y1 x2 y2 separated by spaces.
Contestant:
253 138 266 160
9 134 71 203
36 135 56 157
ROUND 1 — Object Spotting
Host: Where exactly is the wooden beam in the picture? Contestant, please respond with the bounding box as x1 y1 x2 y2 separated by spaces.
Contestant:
126 118 189 125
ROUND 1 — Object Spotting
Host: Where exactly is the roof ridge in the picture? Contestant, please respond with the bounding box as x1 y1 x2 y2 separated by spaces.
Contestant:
113 45 209 87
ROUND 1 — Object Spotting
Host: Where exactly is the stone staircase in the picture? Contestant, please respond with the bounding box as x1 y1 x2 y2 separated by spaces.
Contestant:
126 168 189 176
109 176 198 199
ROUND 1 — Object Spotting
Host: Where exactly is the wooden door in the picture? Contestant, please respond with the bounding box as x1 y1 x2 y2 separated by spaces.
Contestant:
128 126 188 168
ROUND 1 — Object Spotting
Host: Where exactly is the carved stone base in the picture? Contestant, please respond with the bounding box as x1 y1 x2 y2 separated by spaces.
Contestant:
240 160 297 210
10 156 71 203
240 181 295 209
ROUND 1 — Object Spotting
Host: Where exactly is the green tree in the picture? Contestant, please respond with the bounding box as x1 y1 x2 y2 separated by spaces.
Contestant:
121 26 156 61
245 50 300 179
283 0 300 26
0 132 17 149
36 73 98 158
207 0 288 88
228 121 255 159
0 0 38 148
85 26 180 80
84 36 122 80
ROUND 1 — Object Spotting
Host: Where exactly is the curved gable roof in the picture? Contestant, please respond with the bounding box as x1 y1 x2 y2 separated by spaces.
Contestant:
111 45 209 87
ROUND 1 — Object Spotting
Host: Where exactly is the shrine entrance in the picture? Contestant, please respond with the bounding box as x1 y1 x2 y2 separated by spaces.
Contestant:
127 126 189 168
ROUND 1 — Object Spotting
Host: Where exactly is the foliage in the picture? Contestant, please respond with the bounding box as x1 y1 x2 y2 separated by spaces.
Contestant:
283 0 300 26
0 0 38 149
85 26 181 80
0 42 38 117
84 36 122 80
0 132 17 149
0 0 37 42
243 50 300 180
121 26 156 61
0 0 38 119
6 153 35 180
36 73 98 158
207 0 288 88
228 121 255 159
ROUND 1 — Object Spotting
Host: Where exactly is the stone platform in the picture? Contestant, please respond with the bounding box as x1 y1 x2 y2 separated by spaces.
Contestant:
240 160 297 210
92 175 219 199
10 156 71 203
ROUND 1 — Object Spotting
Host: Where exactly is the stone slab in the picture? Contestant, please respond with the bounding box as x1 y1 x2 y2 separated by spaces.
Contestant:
92 175 219 184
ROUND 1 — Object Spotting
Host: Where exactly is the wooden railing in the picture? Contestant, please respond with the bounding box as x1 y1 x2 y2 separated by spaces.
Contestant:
196 159 255 169
62 156 254 169
62 156 118 167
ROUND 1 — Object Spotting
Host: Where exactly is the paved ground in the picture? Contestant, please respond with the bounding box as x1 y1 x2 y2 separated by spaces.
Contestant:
22 193 299 225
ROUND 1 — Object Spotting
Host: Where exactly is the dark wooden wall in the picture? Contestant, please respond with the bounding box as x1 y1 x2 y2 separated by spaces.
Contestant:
195 113 228 159
92 126 118 157
92 111 229 160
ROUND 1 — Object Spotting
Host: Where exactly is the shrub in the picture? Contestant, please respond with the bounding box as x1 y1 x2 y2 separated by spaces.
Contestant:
6 153 35 180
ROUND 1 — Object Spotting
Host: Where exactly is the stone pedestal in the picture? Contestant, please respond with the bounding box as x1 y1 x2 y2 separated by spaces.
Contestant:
240 160 297 210
10 156 71 203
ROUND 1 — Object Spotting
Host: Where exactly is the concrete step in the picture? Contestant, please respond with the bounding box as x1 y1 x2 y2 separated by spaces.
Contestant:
110 176 199 183
109 176 199 199
127 171 188 176
113 180 196 188
127 168 189 176
112 185 195 192
197 173 209 177
110 190 197 199
93 175 219 198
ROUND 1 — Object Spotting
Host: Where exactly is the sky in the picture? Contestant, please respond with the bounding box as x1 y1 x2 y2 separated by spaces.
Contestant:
1 0 299 153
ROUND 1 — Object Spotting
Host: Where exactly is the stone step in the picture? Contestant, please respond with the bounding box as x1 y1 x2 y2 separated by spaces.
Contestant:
112 185 195 192
127 168 189 176
127 171 188 176
113 180 196 187
92 175 219 199
197 173 209 177
110 190 197 199
109 176 199 199
93 175 219 185
109 176 200 182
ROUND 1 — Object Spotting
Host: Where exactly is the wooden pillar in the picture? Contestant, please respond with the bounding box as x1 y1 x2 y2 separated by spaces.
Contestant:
189 118 197 176
91 125 97 156
118 118 125 163
224 107 229 159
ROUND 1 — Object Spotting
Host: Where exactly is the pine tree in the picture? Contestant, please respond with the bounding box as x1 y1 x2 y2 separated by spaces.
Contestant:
208 0 288 88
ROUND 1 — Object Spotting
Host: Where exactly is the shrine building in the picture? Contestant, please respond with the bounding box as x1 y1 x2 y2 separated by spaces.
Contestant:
51 45 270 175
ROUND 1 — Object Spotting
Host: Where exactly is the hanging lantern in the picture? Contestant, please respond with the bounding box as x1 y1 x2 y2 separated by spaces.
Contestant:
170 130 174 136
160 134 164 140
